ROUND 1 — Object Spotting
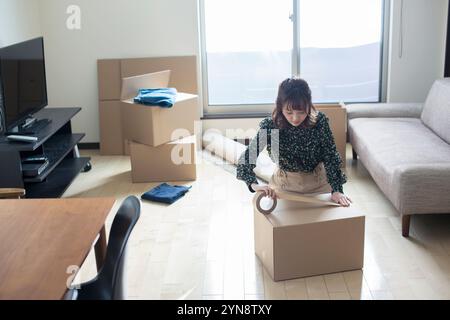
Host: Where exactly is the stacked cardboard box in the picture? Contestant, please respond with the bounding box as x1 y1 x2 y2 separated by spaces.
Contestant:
121 71 199 183
97 56 198 156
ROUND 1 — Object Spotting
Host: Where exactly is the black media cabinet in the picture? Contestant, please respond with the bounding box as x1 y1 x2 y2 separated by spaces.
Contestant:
0 107 91 198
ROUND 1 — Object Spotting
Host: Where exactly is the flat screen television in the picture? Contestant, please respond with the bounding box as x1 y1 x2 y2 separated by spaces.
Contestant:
0 37 48 132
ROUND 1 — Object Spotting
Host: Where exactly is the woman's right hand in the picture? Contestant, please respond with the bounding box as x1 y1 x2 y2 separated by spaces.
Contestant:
251 183 277 200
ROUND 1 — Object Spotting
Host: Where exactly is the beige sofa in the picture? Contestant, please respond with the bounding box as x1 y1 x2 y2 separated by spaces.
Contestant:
346 78 450 237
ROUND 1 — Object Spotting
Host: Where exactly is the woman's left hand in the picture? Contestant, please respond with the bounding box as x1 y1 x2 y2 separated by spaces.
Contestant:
331 192 352 207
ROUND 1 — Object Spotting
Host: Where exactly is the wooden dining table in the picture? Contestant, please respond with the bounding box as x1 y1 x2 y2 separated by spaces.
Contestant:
0 197 116 300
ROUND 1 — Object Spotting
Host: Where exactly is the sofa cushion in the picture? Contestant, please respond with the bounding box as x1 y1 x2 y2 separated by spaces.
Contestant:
348 117 450 207
421 78 450 144
345 103 423 120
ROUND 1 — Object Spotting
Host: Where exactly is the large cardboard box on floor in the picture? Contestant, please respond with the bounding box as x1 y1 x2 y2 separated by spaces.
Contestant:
121 70 199 147
253 194 365 281
99 101 124 155
129 135 197 183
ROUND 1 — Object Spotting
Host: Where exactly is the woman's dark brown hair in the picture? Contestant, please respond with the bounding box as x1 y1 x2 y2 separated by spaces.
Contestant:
272 77 318 129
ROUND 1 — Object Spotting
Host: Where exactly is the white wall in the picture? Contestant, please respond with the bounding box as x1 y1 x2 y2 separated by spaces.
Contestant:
38 0 199 142
0 0 42 47
387 0 449 102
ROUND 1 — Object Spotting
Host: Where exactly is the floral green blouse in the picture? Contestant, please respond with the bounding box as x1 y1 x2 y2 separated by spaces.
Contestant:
236 111 346 193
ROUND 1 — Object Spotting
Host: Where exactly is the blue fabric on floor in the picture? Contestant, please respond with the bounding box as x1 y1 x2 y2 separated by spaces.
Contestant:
141 183 192 204
133 88 178 108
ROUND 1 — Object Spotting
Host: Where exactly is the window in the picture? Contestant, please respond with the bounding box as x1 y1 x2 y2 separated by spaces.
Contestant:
203 0 293 106
298 0 384 103
200 0 388 115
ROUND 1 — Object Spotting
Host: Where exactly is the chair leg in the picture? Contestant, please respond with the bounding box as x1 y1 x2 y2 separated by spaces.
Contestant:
402 215 411 237
352 147 358 160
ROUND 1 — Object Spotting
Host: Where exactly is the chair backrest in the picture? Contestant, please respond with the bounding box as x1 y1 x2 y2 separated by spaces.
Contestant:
96 195 141 299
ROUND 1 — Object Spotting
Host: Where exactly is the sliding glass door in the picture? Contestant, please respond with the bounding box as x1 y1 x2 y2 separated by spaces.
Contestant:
203 0 293 106
298 0 383 103
200 0 386 115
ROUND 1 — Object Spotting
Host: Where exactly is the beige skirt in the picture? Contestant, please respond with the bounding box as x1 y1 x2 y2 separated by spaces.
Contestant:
269 163 332 195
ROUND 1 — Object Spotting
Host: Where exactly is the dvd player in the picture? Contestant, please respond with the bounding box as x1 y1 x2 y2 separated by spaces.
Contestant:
21 159 49 177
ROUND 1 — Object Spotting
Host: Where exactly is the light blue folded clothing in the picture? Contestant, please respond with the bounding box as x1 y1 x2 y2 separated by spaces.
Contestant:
133 88 178 108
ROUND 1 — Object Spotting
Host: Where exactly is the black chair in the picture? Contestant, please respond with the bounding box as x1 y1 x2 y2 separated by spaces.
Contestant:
66 195 141 300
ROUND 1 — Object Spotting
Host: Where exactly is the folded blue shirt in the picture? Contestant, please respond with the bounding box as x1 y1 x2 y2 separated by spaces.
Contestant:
141 183 191 204
134 88 178 108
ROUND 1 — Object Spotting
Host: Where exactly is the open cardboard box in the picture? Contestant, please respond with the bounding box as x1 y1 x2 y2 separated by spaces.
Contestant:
253 193 365 281
121 70 199 147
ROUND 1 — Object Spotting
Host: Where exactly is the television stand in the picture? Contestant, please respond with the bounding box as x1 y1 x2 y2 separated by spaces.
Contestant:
0 107 90 198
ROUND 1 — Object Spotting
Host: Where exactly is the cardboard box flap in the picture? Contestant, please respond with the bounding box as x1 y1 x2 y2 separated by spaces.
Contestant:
121 70 171 100
253 194 364 228
175 92 198 102
168 135 196 145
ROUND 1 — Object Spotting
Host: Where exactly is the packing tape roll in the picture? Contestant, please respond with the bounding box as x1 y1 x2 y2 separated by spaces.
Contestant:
255 190 340 215
255 192 277 215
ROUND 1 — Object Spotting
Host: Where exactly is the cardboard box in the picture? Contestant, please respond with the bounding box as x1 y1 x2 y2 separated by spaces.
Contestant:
315 104 347 168
121 71 199 147
97 59 122 100
129 135 197 183
97 56 198 155
124 139 131 156
99 101 124 155
253 194 365 281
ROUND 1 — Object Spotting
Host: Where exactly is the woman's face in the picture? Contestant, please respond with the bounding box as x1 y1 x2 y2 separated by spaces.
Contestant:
282 105 308 127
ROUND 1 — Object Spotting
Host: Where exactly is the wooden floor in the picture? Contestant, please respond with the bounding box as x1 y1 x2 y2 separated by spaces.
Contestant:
64 145 450 300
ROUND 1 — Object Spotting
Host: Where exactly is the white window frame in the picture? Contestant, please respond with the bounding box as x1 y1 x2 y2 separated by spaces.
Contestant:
199 0 391 118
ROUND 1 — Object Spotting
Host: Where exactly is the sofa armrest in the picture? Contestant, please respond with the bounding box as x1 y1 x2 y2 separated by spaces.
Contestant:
392 163 450 215
344 103 424 120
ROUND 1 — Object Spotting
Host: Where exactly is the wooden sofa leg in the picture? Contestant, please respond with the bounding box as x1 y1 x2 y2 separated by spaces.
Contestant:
402 215 411 237
352 147 358 160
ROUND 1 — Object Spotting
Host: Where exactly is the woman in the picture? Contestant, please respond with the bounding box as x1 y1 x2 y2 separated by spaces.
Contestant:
236 77 352 207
